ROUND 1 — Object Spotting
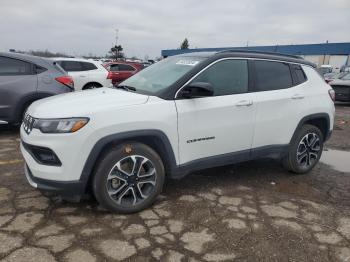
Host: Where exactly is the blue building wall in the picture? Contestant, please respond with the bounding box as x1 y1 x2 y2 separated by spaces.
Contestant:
161 42 350 57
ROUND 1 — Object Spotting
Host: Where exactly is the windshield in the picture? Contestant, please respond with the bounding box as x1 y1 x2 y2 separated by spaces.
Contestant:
120 56 205 95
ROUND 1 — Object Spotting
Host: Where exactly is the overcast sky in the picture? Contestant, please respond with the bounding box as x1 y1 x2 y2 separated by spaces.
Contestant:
0 0 349 59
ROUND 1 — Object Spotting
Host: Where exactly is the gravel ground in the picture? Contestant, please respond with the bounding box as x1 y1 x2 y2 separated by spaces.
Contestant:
0 103 349 262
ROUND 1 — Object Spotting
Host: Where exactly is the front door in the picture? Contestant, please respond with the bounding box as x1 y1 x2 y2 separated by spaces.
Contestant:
175 59 256 165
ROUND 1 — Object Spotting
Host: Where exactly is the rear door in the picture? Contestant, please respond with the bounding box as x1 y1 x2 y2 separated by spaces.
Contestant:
0 56 37 122
251 60 309 149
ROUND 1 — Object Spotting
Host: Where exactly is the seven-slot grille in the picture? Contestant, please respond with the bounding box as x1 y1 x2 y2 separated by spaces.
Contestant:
23 114 36 134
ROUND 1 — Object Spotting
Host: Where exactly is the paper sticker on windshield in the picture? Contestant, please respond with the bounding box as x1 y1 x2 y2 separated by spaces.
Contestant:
176 60 200 66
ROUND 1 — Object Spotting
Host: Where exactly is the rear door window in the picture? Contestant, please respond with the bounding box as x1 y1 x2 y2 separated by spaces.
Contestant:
118 64 135 71
81 62 98 71
254 60 293 91
109 64 120 71
0 56 32 75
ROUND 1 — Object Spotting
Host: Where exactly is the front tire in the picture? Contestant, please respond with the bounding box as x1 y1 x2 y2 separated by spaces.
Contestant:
283 124 324 174
93 142 165 213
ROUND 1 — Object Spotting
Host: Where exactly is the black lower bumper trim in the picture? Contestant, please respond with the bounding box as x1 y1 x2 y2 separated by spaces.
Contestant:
25 164 86 197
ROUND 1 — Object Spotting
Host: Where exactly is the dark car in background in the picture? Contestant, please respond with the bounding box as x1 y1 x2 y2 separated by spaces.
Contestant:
0 52 73 124
104 61 143 86
330 72 350 102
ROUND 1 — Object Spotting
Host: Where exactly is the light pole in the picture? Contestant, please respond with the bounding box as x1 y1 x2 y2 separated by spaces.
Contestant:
115 29 119 60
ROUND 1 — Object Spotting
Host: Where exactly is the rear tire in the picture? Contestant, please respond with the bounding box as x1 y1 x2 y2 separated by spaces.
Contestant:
93 142 165 213
283 124 324 174
83 83 102 90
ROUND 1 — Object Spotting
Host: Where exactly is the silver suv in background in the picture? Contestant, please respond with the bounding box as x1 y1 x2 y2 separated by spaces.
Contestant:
0 52 73 124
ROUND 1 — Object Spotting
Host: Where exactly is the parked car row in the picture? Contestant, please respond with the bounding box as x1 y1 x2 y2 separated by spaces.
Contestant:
0 53 148 124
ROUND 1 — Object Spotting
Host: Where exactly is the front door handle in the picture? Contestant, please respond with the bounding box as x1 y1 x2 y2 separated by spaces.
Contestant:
235 100 253 107
291 94 305 100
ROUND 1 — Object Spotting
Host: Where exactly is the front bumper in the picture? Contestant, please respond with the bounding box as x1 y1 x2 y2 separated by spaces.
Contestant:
20 121 99 198
24 164 86 197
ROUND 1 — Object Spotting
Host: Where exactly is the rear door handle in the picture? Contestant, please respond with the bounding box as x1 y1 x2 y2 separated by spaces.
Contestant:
291 94 305 100
79 75 87 77
235 100 253 107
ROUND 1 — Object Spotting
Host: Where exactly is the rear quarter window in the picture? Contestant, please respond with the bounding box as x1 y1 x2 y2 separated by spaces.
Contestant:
58 61 84 72
34 65 47 74
291 64 307 85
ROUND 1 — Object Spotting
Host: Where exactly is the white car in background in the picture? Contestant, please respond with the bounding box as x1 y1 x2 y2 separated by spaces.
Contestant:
52 58 112 91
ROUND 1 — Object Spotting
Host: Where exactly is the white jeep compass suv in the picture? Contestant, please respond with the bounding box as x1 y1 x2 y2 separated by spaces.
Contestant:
21 50 335 213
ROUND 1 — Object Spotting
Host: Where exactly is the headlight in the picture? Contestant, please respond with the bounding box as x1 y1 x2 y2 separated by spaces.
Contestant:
34 118 89 133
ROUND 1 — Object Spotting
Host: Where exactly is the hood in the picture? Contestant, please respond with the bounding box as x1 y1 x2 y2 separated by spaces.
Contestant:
330 79 350 86
28 88 149 118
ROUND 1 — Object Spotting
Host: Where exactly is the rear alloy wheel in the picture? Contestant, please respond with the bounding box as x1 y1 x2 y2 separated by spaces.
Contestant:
283 124 324 174
296 133 321 168
93 143 165 213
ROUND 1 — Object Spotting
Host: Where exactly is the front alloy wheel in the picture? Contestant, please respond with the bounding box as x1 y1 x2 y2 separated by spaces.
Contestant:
93 143 165 213
107 155 157 206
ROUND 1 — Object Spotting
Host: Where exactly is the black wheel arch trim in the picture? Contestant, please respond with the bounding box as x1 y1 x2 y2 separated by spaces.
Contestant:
290 113 331 143
79 129 178 191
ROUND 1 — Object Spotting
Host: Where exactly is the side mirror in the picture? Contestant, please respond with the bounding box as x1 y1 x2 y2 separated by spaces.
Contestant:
179 82 214 99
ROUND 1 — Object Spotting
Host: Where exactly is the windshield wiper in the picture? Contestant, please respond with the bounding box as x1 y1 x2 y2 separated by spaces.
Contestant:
115 85 136 92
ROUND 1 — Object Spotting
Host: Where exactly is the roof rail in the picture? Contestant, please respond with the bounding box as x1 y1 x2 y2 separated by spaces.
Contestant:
216 49 303 59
